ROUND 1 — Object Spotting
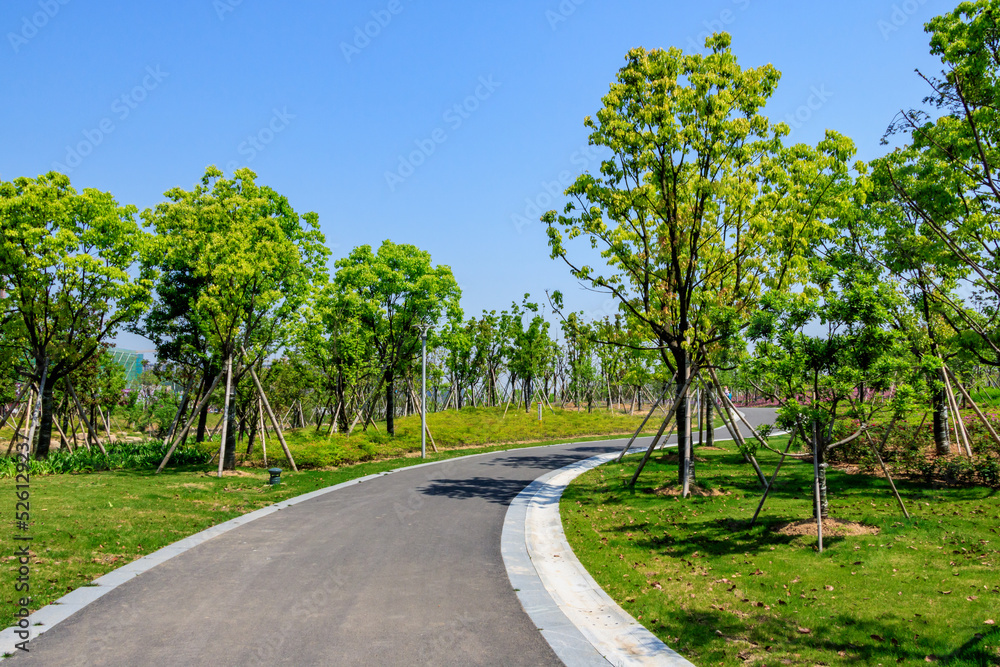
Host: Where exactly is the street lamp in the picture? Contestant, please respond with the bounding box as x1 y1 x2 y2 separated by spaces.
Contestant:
416 321 432 459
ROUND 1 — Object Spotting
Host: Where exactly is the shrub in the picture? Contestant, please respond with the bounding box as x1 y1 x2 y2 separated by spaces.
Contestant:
0 439 211 477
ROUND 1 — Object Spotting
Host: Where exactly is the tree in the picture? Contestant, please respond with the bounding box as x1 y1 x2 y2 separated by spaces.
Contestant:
543 35 856 486
0 172 155 459
144 166 328 469
507 296 554 412
334 240 461 435
134 236 218 442
473 310 512 407
560 312 598 410
871 1 1000 452
296 278 374 433
746 266 919 518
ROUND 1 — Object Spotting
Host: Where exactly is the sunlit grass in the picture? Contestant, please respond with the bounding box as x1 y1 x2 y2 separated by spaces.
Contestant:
561 439 1000 666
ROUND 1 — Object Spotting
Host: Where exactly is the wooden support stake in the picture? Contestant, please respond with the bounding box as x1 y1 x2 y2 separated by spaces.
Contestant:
863 417 910 520
940 365 971 456
52 414 73 453
750 433 797 527
0 382 31 432
242 350 297 472
164 380 194 444
5 393 31 457
157 372 224 472
616 379 674 463
705 365 769 489
217 355 233 478
67 379 107 456
259 397 268 467
628 366 699 488
96 404 113 442
947 367 1000 453
406 379 438 453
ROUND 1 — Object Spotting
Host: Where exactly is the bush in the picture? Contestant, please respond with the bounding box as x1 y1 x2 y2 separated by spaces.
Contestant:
0 439 211 477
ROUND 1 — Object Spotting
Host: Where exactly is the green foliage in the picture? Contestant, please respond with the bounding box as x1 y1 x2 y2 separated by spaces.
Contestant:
0 439 209 477
747 266 920 441
143 166 329 361
542 36 856 371
333 240 461 432
0 171 156 457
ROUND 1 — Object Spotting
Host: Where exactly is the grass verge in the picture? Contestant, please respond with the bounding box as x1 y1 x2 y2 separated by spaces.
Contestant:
561 439 1000 666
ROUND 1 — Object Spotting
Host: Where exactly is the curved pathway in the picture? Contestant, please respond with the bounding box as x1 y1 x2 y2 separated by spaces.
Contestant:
4 409 776 666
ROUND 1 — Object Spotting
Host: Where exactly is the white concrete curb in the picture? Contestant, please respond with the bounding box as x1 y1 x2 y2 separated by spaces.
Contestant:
503 447 695 667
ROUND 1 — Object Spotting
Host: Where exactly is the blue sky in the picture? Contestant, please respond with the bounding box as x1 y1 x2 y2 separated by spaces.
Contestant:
1 0 958 352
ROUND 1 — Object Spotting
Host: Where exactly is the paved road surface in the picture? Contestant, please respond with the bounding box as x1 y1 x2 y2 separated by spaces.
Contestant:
9 408 776 666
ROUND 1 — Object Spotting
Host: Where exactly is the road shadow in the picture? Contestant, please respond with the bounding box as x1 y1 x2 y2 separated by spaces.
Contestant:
417 476 530 505
483 445 619 471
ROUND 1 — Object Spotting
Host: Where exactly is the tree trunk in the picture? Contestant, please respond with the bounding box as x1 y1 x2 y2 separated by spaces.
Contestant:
705 394 714 447
932 380 951 456
815 447 829 519
223 405 237 470
196 402 209 442
385 370 395 436
675 353 693 488
246 405 258 455
35 374 56 459
221 357 236 472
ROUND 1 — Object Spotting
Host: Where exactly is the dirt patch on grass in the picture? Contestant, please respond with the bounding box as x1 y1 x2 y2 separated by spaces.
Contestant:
651 484 729 497
201 470 260 478
772 518 879 536
657 454 708 463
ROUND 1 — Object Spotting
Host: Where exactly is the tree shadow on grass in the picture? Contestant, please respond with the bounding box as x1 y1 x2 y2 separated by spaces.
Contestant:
652 605 1000 665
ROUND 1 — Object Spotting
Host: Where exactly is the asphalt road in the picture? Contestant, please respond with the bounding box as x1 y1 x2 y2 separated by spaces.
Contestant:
10 408 776 666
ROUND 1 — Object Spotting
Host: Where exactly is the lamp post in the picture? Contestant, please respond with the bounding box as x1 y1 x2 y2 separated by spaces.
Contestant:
416 321 431 459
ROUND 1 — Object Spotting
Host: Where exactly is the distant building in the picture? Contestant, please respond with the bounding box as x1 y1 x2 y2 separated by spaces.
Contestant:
110 349 145 386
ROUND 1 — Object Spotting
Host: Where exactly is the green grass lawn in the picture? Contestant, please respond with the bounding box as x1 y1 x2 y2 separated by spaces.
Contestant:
561 439 1000 666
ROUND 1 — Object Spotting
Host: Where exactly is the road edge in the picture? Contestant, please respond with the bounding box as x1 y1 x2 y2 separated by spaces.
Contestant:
502 447 695 666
